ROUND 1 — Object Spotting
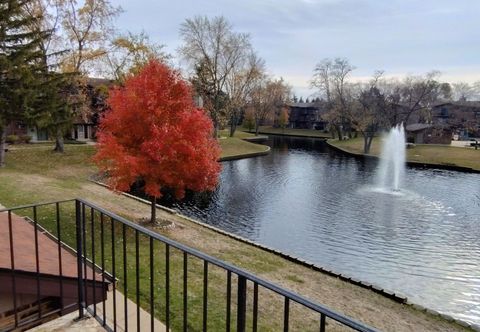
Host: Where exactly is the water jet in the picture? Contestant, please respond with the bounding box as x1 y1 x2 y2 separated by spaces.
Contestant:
376 125 406 192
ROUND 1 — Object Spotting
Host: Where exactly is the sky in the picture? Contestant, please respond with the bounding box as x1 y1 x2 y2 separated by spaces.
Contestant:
110 0 480 97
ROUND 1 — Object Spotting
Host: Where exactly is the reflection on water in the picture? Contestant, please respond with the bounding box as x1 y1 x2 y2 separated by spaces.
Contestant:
161 136 480 325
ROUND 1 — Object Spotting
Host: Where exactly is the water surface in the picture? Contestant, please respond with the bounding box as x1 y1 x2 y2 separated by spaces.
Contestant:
161 136 480 324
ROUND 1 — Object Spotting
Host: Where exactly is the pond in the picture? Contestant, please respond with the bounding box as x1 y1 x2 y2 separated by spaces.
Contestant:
160 135 480 325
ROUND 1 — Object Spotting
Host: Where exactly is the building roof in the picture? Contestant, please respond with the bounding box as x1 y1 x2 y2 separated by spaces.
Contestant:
287 101 327 108
0 212 104 282
405 123 433 132
87 77 114 88
432 101 480 108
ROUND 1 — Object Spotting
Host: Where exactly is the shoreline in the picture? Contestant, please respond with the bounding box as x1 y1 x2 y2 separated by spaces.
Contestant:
326 139 480 174
242 129 480 174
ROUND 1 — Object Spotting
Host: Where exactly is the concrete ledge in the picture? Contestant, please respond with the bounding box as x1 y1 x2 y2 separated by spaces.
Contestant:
219 146 271 161
255 131 329 139
408 302 478 331
242 135 269 141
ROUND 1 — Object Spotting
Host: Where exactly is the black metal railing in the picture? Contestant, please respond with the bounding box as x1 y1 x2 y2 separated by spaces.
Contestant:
1 199 378 332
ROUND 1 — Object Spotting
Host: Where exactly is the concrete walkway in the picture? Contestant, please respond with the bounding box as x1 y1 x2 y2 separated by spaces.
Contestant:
28 290 167 332
27 311 104 332
93 290 167 332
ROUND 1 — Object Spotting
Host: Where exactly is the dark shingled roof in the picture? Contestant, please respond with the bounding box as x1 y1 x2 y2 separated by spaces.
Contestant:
287 102 326 108
405 123 433 132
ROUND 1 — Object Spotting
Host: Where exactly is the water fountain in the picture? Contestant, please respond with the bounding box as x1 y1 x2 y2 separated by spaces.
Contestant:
376 124 406 192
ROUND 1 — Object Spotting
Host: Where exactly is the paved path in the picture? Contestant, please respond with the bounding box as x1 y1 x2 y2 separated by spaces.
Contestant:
27 311 104 332
28 290 167 332
93 290 167 332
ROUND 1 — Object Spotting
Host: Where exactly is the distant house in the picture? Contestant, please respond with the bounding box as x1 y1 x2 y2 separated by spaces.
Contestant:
0 212 111 330
431 101 480 139
6 121 50 142
405 123 452 144
287 101 328 130
6 78 112 143
71 78 111 142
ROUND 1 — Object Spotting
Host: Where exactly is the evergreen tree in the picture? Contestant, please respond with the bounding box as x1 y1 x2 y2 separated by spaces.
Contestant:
299 96 304 103
0 0 48 166
32 71 79 152
24 0 79 153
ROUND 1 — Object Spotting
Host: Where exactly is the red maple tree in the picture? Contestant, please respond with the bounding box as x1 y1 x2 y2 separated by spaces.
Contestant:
94 60 221 223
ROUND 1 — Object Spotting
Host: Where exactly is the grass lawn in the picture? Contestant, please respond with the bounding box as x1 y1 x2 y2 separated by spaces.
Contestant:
218 129 270 159
330 137 480 171
241 126 331 138
0 145 470 331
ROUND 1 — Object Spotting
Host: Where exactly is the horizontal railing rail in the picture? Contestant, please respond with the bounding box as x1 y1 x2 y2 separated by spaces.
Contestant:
2 198 378 331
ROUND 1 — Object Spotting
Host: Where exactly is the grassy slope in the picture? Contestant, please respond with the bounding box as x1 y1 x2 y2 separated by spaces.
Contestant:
0 145 469 332
330 137 480 171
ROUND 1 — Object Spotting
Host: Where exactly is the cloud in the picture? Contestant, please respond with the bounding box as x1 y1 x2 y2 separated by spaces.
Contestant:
111 0 480 95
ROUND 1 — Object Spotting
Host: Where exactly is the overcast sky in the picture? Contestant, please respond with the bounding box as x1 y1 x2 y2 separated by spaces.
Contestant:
110 0 480 97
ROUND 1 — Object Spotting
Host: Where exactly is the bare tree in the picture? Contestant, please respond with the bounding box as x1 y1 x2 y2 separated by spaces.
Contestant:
311 58 333 102
24 0 62 65
250 77 291 135
58 0 122 74
311 57 355 139
350 71 390 153
179 16 252 137
452 82 475 101
473 81 480 100
396 71 442 124
224 52 265 137
104 31 169 82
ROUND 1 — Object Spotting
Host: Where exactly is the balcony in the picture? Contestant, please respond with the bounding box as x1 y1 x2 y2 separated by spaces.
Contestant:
0 199 376 331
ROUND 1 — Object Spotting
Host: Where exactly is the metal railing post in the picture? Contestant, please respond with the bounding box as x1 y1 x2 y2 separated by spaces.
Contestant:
237 275 247 332
75 200 85 319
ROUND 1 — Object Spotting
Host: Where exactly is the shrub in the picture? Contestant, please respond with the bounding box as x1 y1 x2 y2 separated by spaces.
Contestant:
64 139 87 145
6 135 19 144
19 135 32 143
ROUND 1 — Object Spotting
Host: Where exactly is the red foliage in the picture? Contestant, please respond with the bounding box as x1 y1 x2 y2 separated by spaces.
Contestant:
94 60 221 199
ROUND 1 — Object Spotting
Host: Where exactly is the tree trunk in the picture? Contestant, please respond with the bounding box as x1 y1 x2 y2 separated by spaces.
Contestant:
213 123 218 138
255 120 260 136
229 113 237 137
0 126 6 168
150 195 157 224
363 135 369 154
364 134 374 154
336 126 343 141
53 128 65 153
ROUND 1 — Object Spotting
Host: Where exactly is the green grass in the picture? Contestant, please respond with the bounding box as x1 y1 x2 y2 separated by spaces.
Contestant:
242 126 331 138
218 129 257 139
218 129 269 159
330 137 480 171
